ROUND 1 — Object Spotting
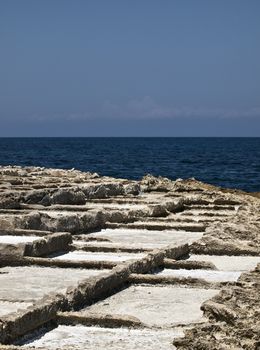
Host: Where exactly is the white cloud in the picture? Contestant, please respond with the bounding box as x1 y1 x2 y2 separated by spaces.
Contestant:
103 96 173 119
102 96 260 120
22 96 260 122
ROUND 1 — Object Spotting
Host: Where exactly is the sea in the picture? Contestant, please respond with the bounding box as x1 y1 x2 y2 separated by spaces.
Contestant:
0 137 259 192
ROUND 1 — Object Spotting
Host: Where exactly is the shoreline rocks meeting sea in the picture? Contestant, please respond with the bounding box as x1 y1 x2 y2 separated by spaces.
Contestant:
0 166 259 349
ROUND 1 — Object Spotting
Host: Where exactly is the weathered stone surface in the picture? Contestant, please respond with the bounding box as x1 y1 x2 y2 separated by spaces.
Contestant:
51 189 86 205
23 232 72 257
0 192 21 210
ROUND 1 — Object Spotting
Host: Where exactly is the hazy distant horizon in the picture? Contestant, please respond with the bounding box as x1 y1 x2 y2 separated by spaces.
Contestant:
0 136 260 139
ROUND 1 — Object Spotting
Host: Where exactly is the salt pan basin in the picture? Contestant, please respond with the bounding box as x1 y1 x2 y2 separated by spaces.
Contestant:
0 301 32 317
51 250 146 262
85 202 146 209
83 285 219 327
21 325 184 350
0 266 108 304
0 235 38 244
188 255 260 271
156 269 241 282
85 228 203 249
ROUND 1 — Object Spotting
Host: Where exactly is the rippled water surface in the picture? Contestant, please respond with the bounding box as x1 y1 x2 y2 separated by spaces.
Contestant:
0 137 260 192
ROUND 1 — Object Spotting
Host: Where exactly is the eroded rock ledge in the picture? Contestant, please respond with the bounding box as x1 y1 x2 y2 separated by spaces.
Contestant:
0 166 259 349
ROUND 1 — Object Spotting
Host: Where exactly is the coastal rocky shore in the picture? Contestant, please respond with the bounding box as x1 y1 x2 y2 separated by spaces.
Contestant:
0 166 259 349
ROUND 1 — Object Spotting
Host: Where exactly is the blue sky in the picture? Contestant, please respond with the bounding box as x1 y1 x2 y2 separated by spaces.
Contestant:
0 0 259 136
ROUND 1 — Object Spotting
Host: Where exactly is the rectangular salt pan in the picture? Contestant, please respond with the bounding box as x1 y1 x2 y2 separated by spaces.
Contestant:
21 325 184 350
0 266 108 303
86 228 203 248
51 250 146 262
83 285 219 327
188 255 260 271
156 268 241 282
0 301 32 318
0 235 38 244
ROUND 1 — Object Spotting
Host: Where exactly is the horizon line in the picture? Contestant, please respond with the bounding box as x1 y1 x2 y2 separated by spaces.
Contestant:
0 136 259 139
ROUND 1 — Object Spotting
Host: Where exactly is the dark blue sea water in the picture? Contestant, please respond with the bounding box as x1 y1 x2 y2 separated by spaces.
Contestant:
0 138 260 192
